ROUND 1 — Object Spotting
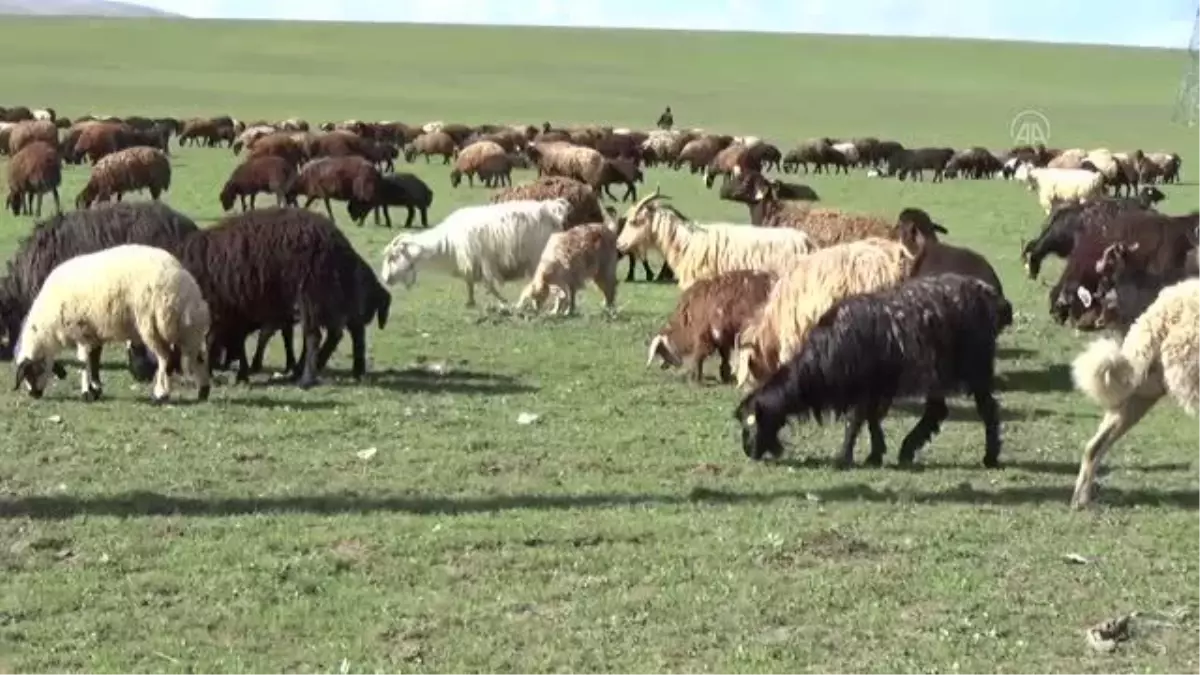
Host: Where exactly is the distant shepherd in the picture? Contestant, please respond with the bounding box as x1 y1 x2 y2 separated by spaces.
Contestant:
656 106 674 130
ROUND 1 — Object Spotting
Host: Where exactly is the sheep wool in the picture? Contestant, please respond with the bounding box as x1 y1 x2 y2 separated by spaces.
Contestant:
380 198 572 307
516 221 619 316
13 243 211 403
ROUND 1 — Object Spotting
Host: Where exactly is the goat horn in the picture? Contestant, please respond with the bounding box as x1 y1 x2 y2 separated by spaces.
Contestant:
627 185 662 223
646 335 664 367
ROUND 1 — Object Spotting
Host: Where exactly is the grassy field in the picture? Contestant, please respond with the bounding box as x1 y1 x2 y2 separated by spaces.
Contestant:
0 17 1198 673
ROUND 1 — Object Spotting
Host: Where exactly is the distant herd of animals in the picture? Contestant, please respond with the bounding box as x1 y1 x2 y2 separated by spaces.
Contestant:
0 103 1196 511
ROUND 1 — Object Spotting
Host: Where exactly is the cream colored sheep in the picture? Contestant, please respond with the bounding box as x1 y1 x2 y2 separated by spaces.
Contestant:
12 243 211 403
1016 165 1106 214
1047 148 1087 169
449 140 507 188
528 142 606 189
734 237 915 389
615 187 815 291
1068 276 1199 509
515 218 620 316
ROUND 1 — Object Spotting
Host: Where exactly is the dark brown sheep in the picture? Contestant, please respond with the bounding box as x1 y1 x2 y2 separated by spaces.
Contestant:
247 132 308 168
75 146 172 209
347 172 434 228
286 155 383 222
5 141 62 217
219 155 298 212
648 269 776 383
597 157 643 202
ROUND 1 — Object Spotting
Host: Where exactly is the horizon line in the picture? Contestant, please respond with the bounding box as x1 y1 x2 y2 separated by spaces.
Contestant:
4 13 1193 52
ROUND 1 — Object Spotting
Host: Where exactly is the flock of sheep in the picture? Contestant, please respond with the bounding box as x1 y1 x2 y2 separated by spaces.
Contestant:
0 104 1196 512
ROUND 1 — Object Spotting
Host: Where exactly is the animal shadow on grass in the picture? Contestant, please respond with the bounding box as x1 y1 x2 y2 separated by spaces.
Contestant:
3 482 1195 520
997 364 1073 394
891 400 1073 422
777 454 1191 477
223 395 339 411
311 366 538 396
997 346 1036 359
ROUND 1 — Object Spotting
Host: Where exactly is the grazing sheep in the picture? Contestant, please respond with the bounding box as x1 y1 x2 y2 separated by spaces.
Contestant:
781 138 842 174
615 187 815 290
13 244 211 403
232 125 280 154
734 273 1005 468
719 171 819 203
597 157 643 202
728 175 891 246
1138 151 1182 184
380 198 572 307
7 120 58 155
647 269 775 383
888 147 955 182
489 175 604 228
449 140 508 188
1069 277 1198 508
219 155 297 212
405 130 457 164
347 172 433 228
5 141 62 217
1019 194 1161 279
515 220 620 316
287 155 382 223
75 146 171 209
1015 165 1106 214
702 143 750 187
0 202 199 362
526 142 607 190
246 132 308 168
734 238 914 389
943 147 1002 179
176 207 377 387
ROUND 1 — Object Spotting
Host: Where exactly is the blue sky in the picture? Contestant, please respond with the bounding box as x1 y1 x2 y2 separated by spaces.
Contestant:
136 0 1198 50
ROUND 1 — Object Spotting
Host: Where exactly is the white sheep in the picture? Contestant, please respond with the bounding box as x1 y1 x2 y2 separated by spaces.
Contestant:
422 121 445 134
615 187 815 290
1014 165 1105 213
515 220 620 316
379 198 571 307
13 244 211 403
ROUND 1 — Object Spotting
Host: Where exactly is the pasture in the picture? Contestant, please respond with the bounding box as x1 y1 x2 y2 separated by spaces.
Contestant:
0 17 1198 673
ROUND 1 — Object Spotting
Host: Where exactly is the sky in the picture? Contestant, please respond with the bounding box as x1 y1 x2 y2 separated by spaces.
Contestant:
135 0 1198 50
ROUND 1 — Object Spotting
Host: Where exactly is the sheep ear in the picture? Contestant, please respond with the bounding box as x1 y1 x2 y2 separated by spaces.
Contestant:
1076 285 1093 308
51 361 66 379
12 359 27 391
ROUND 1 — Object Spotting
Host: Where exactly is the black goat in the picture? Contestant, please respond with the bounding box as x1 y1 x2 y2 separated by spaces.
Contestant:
1020 191 1163 279
734 273 1005 469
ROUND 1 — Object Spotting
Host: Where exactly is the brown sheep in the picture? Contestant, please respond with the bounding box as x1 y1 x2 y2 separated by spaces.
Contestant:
246 132 308 168
219 155 298 212
178 117 235 147
5 141 62 217
286 155 382 223
597 158 643 202
515 221 620 316
731 173 893 247
703 143 752 188
449 140 507 188
75 146 172 209
526 142 606 190
676 136 729 173
7 120 58 155
648 269 776 383
72 122 133 164
490 176 604 228
405 130 456 164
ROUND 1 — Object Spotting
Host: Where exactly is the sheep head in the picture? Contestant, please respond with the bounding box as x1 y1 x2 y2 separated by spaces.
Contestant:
895 207 948 252
380 239 424 289
12 356 67 398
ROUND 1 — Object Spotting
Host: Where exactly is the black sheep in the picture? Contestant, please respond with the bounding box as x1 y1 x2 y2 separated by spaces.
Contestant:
887 147 955 182
346 172 433 228
1019 193 1161 279
173 206 375 388
734 273 1005 469
0 202 198 361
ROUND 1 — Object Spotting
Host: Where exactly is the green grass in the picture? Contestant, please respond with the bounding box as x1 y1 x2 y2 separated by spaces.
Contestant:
0 17 1198 674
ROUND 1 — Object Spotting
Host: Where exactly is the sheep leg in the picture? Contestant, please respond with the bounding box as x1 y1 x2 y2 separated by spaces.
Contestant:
593 267 617 312
970 386 1004 468
895 396 949 468
717 345 734 384
602 184 617 200
250 327 275 373
836 406 869 469
861 403 890 467
280 324 298 373
76 343 102 401
180 331 211 402
623 182 636 202
655 261 676 283
295 305 321 389
347 323 367 379
323 197 334 221
1070 395 1158 508
404 205 416 228
303 195 317 210
34 193 43 218
482 279 509 306
314 323 344 372
249 193 257 209
464 280 477 308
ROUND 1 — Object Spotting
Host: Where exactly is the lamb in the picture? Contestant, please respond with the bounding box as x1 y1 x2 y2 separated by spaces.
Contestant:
219 154 298 212
1015 165 1106 214
489 175 604 228
526 142 607 190
515 220 620 316
75 146 172 209
7 120 58 155
12 244 211 403
733 238 915 390
0 202 199 362
347 172 433 228
1069 277 1198 508
448 138 508 186
380 198 572 307
647 269 775 383
734 273 1005 469
614 187 815 291
5 141 62 217
175 206 378 387
287 155 382 223
404 130 457 164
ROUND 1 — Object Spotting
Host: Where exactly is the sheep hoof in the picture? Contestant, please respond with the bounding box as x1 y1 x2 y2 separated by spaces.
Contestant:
197 385 211 402
832 458 855 471
982 455 1002 470
863 454 884 468
80 387 102 402
296 377 317 390
150 394 169 405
